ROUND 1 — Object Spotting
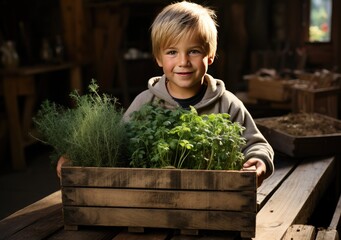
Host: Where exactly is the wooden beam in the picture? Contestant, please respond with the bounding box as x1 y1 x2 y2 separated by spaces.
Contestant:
254 157 336 240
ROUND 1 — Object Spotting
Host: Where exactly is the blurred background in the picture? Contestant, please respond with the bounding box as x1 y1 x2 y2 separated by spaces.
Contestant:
0 0 340 219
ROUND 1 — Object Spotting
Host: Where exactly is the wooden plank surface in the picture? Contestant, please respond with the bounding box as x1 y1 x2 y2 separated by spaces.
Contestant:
254 157 336 240
257 157 297 209
170 231 239 240
48 227 121 240
61 167 256 190
4 208 63 240
282 225 316 240
62 187 255 211
0 191 62 240
113 230 171 240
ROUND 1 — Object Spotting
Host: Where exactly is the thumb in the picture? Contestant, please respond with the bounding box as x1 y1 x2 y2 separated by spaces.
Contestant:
243 158 257 168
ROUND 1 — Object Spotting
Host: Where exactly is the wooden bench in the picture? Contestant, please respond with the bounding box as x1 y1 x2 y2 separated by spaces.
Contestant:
0 155 337 240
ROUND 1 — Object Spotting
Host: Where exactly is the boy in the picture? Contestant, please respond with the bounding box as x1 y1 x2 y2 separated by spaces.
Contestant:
57 1 274 186
123 1 274 186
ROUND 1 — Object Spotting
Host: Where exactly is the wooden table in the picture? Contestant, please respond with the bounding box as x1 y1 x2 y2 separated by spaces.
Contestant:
0 63 82 170
0 155 338 240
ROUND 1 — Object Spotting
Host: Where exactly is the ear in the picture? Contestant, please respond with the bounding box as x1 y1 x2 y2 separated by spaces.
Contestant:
155 57 163 67
208 56 214 65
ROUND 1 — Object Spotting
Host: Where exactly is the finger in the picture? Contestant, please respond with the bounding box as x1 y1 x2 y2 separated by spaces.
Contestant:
243 158 258 167
243 165 256 171
56 164 61 178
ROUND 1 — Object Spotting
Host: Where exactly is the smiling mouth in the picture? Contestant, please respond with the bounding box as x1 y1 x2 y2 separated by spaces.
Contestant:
176 72 193 75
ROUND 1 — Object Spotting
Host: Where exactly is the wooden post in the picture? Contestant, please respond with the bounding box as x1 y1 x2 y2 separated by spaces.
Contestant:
60 0 91 62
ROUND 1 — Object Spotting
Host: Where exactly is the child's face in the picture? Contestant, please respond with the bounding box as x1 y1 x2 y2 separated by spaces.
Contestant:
156 34 214 99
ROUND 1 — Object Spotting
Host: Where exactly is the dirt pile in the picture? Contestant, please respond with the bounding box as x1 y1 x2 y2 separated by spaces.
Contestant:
256 113 341 136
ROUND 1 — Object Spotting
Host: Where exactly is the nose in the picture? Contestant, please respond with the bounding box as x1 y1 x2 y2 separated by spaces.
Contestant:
179 53 190 67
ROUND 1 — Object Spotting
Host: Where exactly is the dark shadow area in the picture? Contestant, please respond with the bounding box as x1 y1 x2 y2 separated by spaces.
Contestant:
0 143 60 220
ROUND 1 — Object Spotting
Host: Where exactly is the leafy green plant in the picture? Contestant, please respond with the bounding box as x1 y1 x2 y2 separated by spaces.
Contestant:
126 103 246 170
33 80 128 167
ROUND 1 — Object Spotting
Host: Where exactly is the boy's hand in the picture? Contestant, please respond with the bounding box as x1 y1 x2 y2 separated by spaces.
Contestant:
242 158 267 187
56 156 69 178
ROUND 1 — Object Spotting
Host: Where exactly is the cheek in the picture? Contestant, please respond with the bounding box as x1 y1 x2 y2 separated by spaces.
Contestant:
161 60 174 71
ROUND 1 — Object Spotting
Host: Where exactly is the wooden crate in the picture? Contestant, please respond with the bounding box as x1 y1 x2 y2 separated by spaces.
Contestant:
61 167 257 238
245 75 295 102
255 114 341 158
291 86 340 118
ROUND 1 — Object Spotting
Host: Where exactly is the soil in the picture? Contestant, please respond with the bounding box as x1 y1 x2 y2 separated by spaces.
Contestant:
256 113 341 136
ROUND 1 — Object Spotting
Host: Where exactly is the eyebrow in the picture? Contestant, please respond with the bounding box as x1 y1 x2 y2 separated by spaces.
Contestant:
164 45 203 50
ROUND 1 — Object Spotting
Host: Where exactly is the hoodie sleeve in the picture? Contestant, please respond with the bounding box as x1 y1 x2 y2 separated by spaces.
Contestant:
224 92 275 177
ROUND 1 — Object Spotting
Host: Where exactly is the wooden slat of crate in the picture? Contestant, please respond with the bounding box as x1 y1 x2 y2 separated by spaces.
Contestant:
62 188 255 212
61 167 255 190
291 86 340 118
63 207 255 233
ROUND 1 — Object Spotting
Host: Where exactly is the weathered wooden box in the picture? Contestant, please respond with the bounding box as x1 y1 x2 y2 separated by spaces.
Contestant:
255 114 341 158
61 167 257 238
245 75 295 102
291 86 340 118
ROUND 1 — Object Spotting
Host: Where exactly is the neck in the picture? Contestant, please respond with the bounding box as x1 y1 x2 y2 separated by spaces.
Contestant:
166 80 204 99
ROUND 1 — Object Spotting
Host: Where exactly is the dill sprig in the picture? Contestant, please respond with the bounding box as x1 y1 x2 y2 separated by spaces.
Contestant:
33 80 128 167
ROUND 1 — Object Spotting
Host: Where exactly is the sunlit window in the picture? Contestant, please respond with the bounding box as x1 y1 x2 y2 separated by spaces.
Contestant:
309 0 332 42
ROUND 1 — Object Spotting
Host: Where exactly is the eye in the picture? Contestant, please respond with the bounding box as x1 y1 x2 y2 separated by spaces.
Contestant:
189 49 202 55
166 50 177 55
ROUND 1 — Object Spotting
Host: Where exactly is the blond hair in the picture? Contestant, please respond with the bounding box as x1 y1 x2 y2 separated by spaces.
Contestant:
151 1 218 60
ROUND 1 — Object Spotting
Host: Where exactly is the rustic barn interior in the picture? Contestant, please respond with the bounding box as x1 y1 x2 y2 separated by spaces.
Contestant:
0 0 340 239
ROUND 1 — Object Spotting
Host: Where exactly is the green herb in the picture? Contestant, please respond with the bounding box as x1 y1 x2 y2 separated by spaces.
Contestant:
33 80 128 167
126 103 246 170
